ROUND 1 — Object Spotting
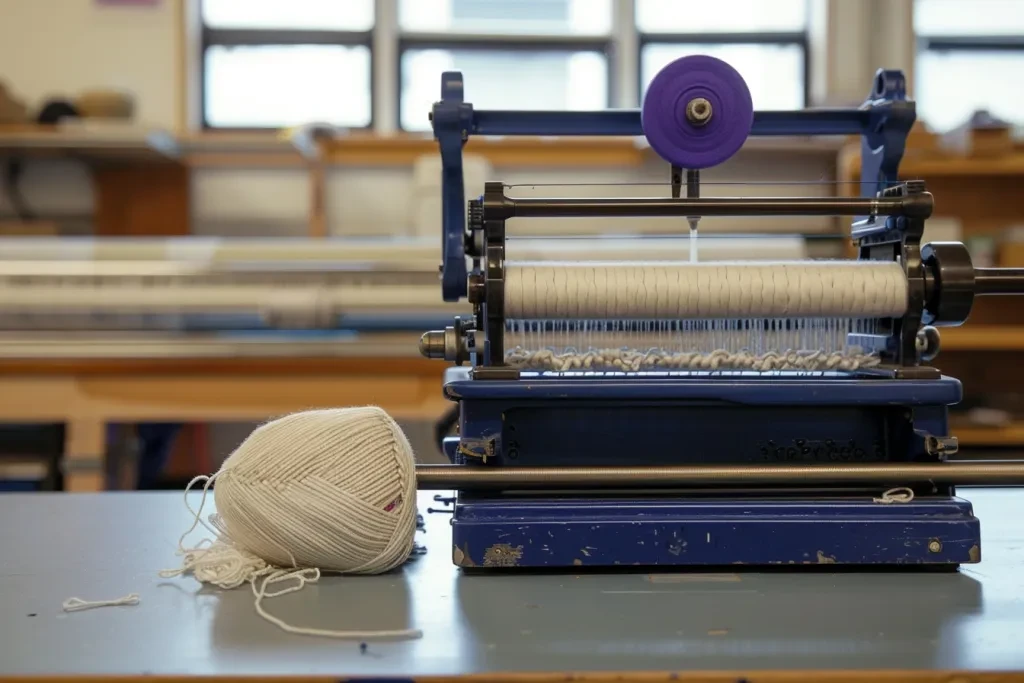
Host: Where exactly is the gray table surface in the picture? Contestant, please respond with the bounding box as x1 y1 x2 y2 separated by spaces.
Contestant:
2 489 1024 676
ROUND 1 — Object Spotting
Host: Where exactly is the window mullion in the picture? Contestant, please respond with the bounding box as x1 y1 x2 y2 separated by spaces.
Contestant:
374 0 399 134
613 0 639 108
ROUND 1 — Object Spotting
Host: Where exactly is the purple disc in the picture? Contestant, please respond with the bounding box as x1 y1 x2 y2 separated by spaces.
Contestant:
641 55 753 169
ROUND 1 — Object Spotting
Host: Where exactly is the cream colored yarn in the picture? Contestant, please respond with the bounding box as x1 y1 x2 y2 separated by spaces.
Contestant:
505 261 909 319
160 407 421 640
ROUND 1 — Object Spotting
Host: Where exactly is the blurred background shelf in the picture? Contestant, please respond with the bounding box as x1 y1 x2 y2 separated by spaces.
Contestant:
0 123 179 163
940 326 1024 351
951 421 1024 447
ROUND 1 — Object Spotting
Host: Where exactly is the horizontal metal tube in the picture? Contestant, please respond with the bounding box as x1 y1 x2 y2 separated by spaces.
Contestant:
508 196 932 219
470 109 872 137
975 268 1024 295
415 462 1024 489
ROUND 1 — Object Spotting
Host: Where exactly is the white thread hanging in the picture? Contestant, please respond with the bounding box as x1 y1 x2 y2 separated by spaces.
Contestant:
504 261 909 320
873 487 915 504
62 593 140 612
160 407 422 641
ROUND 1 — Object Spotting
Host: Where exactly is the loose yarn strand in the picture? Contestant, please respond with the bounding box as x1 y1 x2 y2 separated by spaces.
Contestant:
251 569 423 640
63 593 140 612
62 476 220 611
178 474 222 549
873 487 915 504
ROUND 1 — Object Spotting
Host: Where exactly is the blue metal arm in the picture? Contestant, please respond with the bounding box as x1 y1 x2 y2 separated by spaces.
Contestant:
432 69 913 301
473 109 874 137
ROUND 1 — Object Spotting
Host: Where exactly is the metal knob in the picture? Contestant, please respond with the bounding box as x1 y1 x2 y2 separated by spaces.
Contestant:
419 330 446 359
419 316 473 365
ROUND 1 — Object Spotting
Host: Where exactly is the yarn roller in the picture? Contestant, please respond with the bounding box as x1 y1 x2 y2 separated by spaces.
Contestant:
421 53 1024 569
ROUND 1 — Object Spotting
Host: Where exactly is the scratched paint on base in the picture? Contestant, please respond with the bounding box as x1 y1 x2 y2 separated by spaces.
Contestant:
483 543 524 567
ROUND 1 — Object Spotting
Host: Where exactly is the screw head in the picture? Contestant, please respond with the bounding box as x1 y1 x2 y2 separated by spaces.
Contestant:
685 97 713 127
928 539 942 553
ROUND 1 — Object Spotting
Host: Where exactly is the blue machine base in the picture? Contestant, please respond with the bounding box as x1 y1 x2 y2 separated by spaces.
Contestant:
442 370 974 569
450 495 980 568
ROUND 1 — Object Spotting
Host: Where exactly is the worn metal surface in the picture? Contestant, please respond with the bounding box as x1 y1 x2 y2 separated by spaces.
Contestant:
449 495 981 567
2 490 1024 676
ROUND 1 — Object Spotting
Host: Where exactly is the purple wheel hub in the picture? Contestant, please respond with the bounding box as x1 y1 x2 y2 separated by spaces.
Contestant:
641 55 754 169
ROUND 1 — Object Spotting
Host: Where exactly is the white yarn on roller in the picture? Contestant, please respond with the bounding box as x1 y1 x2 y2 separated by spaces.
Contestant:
505 261 909 320
160 407 422 641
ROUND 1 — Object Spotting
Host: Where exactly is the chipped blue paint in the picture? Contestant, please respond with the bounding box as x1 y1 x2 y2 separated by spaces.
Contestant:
452 495 980 567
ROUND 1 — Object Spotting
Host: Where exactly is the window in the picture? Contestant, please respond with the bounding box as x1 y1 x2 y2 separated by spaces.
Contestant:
199 0 813 131
915 0 1024 132
200 0 374 128
637 0 809 111
398 0 612 131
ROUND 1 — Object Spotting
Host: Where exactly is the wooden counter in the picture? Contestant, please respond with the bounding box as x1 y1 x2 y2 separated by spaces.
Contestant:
0 353 447 492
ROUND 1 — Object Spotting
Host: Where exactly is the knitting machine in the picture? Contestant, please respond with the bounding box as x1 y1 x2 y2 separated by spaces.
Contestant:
417 56 1024 568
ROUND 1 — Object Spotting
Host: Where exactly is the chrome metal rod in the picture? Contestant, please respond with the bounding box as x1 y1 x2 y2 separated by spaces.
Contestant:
415 462 1024 490
975 268 1024 295
507 195 933 219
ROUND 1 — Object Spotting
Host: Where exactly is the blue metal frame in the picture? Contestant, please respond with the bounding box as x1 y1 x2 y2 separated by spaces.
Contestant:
439 371 979 568
449 494 980 568
443 369 961 470
431 69 914 301
444 368 961 404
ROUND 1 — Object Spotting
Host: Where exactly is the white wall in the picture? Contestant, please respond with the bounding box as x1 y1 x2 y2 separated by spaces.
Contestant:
0 0 892 241
0 0 178 128
0 0 180 226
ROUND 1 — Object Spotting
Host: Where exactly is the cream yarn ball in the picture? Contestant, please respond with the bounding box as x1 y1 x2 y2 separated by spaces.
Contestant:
213 406 419 574
160 407 422 640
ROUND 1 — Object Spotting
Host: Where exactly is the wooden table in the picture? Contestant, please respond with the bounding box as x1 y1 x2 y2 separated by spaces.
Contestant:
0 341 448 491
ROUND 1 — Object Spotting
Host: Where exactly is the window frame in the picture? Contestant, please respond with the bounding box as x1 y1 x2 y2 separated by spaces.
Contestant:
197 0 813 132
198 0 376 130
915 12 1024 130
636 31 811 109
919 34 1024 52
